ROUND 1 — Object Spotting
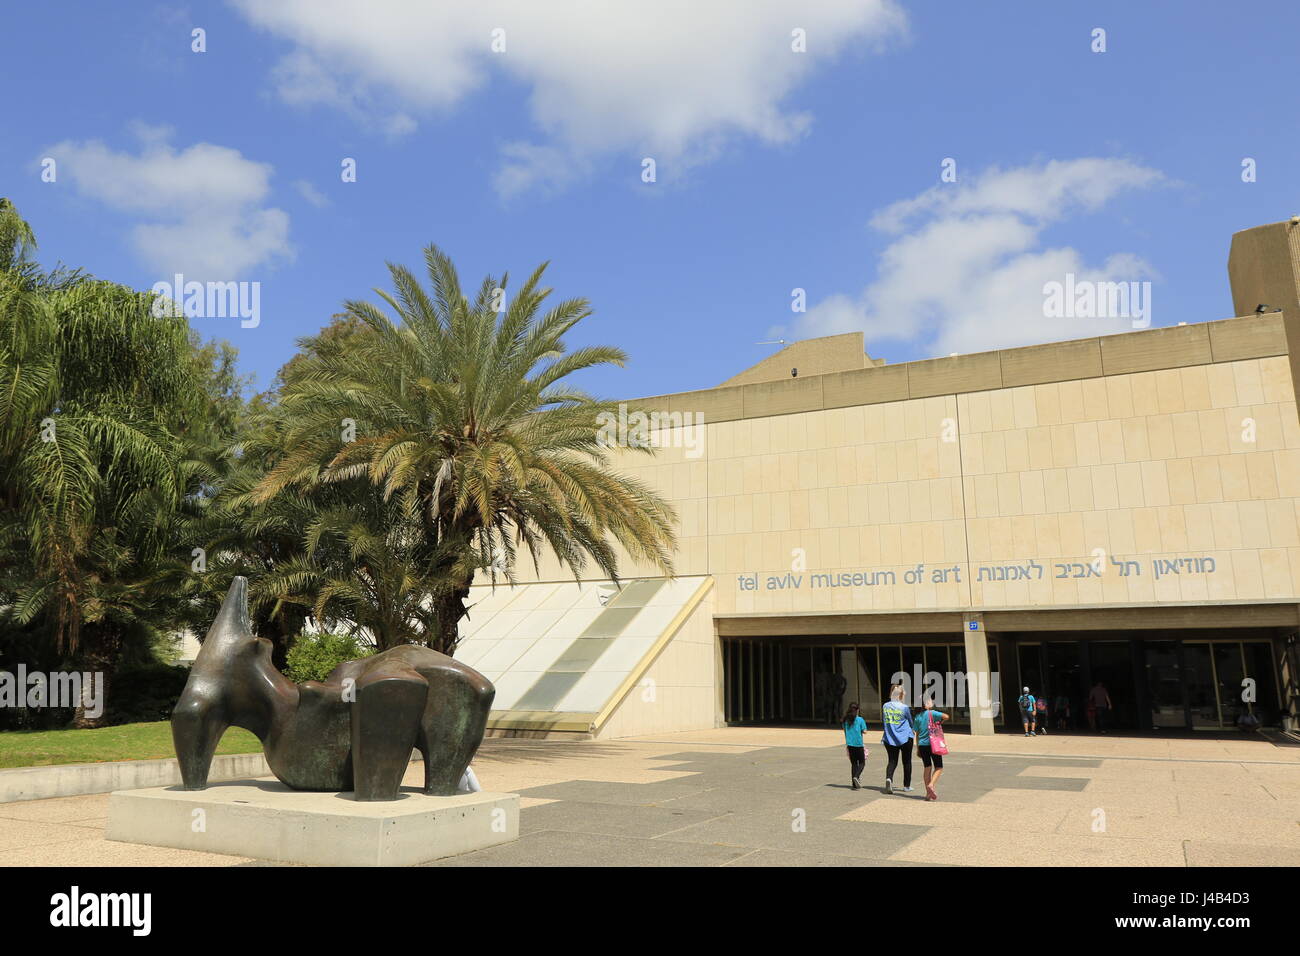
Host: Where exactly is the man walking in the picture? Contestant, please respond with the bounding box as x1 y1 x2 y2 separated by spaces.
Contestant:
1089 680 1112 733
1017 686 1037 736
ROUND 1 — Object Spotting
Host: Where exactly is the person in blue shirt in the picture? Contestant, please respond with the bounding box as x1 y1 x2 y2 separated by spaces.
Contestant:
880 684 914 794
913 697 950 801
841 702 868 790
1017 687 1037 737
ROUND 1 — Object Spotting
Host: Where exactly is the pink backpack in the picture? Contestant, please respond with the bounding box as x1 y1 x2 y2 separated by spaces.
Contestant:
928 712 949 755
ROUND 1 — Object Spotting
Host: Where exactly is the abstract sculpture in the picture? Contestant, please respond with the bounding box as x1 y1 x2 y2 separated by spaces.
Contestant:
172 577 494 801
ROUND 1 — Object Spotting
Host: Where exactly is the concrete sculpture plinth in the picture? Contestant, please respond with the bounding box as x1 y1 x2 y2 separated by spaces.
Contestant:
107 780 518 866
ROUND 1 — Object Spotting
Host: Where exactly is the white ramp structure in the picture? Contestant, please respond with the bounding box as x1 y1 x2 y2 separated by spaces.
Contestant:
454 576 716 739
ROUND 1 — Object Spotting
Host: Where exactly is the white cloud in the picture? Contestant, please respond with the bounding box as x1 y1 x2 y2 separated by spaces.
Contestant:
792 159 1167 356
44 127 293 279
293 179 331 208
229 0 906 195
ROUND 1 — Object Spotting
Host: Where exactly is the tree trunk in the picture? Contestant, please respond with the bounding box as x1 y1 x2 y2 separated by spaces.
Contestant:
72 625 121 728
257 603 307 671
430 582 470 656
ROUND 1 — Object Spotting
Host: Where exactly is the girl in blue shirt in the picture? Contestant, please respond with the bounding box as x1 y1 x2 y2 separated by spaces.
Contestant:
880 684 914 794
841 702 868 790
913 697 950 801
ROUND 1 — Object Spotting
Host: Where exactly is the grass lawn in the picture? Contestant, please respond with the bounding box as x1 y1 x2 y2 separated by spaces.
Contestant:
0 720 260 769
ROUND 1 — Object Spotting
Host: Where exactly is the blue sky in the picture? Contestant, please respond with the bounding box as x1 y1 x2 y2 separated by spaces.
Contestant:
3 1 1299 399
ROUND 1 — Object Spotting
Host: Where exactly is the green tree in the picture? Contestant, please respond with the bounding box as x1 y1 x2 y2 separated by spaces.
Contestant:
253 245 678 654
0 199 219 725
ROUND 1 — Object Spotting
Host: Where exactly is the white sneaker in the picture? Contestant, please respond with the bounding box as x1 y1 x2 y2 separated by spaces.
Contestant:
884 779 893 794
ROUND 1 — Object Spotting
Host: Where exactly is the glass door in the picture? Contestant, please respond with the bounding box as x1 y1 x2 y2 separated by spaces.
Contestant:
1181 640 1281 729
1243 641 1280 726
922 644 950 711
1214 643 1247 728
1044 641 1083 731
1018 643 1044 699
1143 641 1187 730
1088 641 1137 729
789 646 813 721
1184 643 1221 728
901 645 925 706
880 645 903 698
948 643 969 722
812 646 836 723
836 647 858 724
857 646 882 725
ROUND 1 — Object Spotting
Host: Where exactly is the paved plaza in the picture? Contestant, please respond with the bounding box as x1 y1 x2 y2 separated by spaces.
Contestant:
2 728 1298 866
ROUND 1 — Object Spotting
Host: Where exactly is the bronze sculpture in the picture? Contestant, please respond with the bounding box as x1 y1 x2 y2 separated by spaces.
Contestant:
172 577 494 801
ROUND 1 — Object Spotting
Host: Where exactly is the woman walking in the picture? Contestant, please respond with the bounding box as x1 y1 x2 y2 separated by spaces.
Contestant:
842 702 868 790
880 685 914 794
914 697 950 801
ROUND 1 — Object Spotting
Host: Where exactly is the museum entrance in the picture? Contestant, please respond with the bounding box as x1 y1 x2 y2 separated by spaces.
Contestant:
721 637 999 727
1008 631 1284 731
724 631 1286 732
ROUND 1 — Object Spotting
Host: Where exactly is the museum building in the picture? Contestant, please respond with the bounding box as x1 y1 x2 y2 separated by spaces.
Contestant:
456 220 1300 739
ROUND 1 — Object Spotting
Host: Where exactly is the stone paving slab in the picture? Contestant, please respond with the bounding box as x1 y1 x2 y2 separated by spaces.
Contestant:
424 828 754 867
1174 791 1300 817
517 799 721 839
3 835 256 867
1182 841 1300 866
1056 807 1300 847
888 826 1188 867
978 787 1180 812
658 812 931 861
840 800 1074 834
512 778 715 806
652 784 874 814
717 848 941 867
0 817 102 853
0 792 112 824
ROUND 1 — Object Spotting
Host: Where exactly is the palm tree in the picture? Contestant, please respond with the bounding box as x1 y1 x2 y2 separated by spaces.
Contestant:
0 201 206 724
254 245 678 654
0 198 37 273
253 485 446 650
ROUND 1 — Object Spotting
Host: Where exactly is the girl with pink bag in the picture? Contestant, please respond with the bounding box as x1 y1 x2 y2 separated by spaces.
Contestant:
913 697 950 801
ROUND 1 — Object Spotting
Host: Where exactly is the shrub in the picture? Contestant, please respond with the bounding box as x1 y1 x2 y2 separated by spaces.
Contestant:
284 631 375 683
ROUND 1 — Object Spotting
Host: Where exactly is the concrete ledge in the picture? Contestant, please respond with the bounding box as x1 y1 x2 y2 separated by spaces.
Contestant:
0 749 430 804
907 351 1003 398
999 337 1103 387
485 710 595 738
1100 322 1212 375
0 752 271 804
628 315 1285 424
1207 312 1287 362
107 780 519 866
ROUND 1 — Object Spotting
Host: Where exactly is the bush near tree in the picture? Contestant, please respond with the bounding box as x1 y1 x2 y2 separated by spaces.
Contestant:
284 631 376 683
